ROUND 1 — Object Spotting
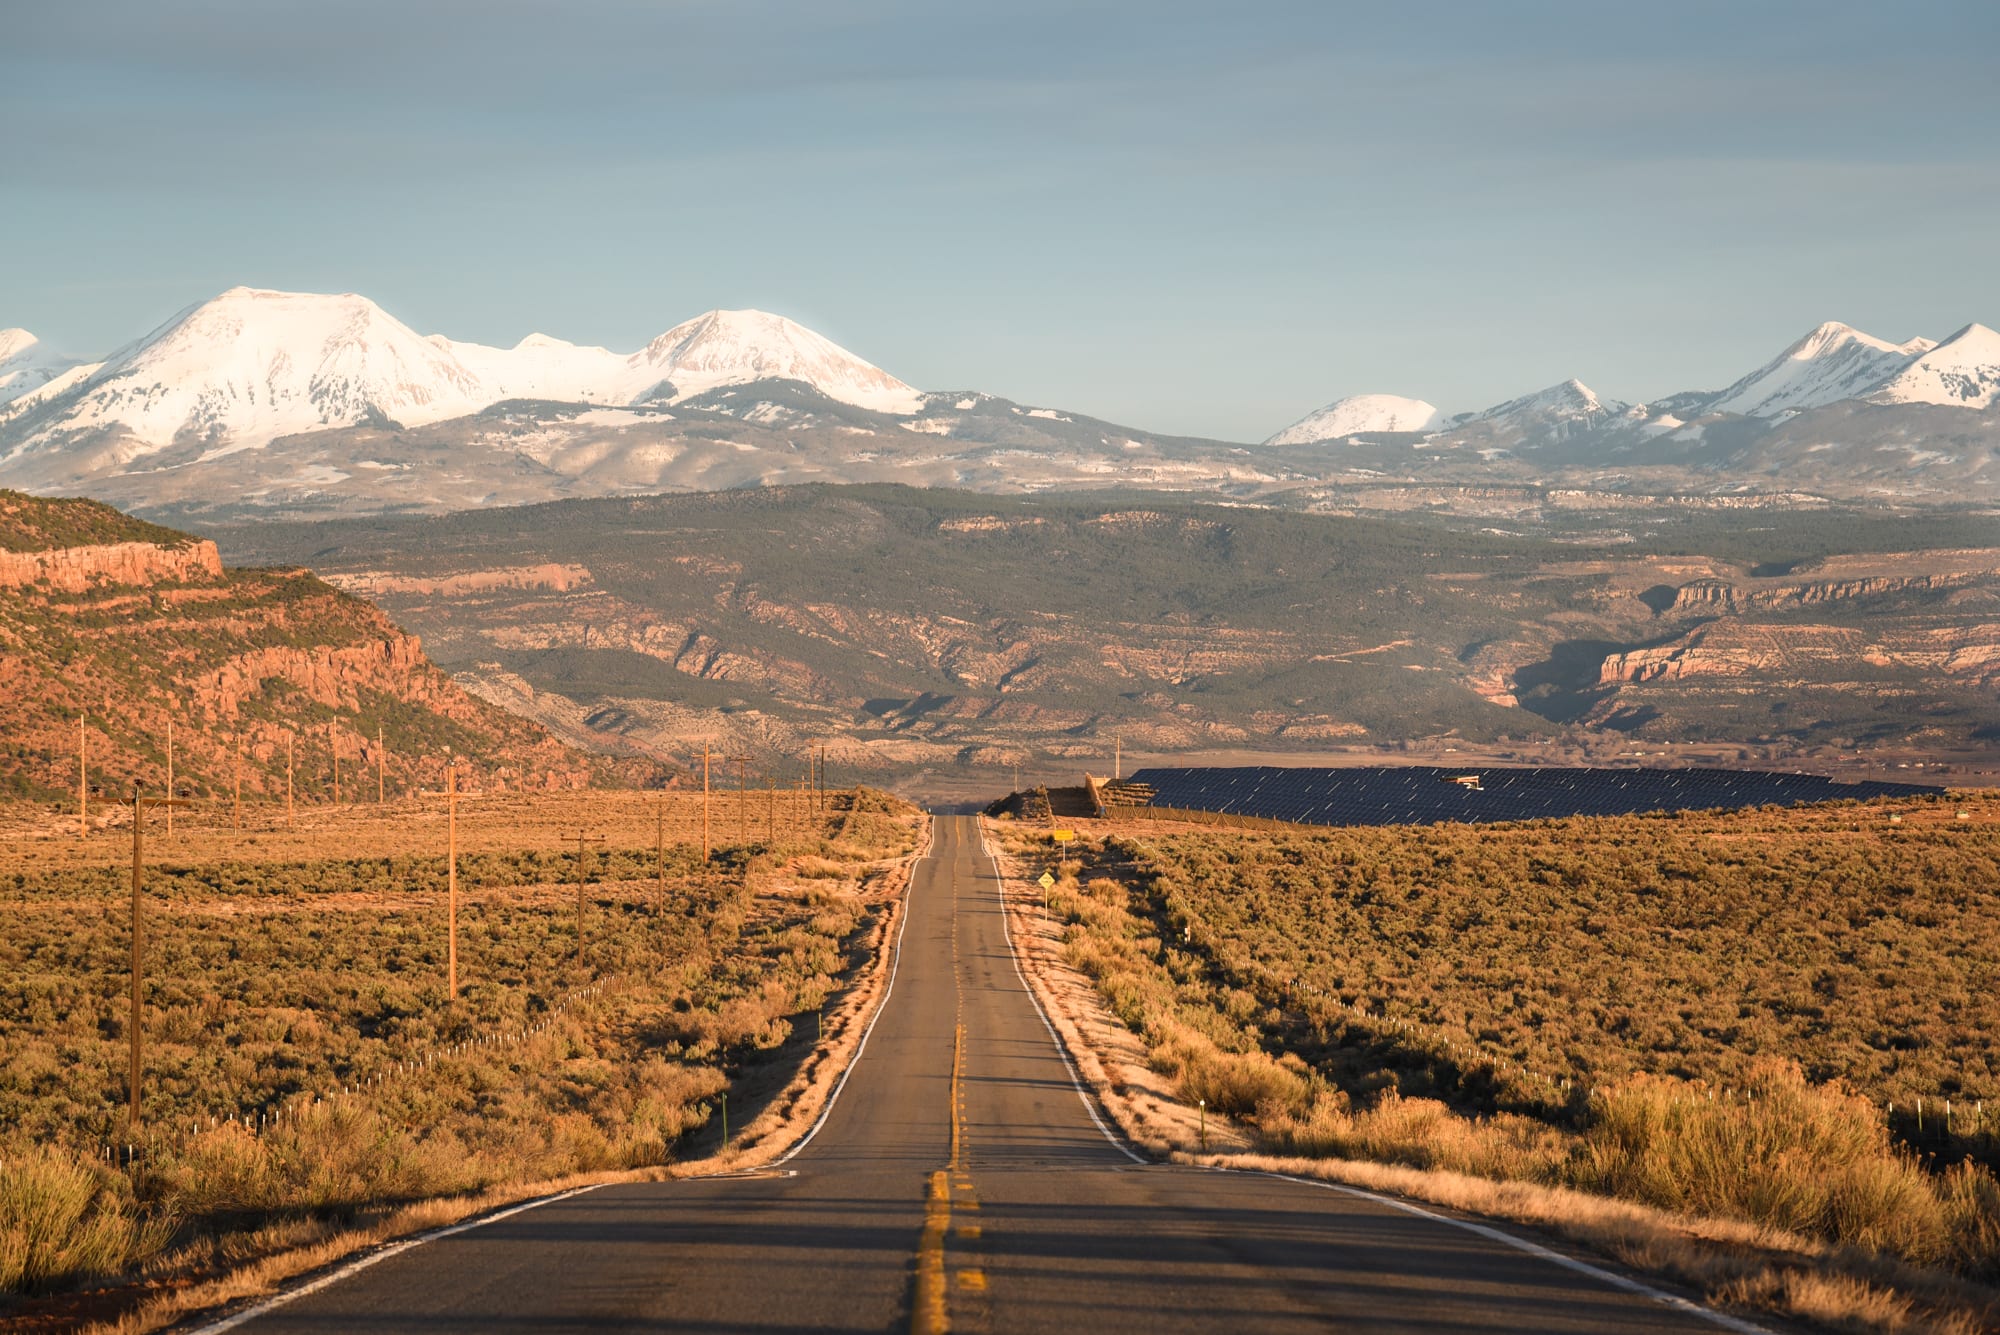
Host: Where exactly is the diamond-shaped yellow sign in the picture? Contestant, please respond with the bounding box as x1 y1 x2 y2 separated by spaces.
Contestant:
1037 871 1056 891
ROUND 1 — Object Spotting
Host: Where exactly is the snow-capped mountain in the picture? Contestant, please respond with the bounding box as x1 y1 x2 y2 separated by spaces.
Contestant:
1869 322 2000 410
432 309 924 414
0 290 925 470
1264 394 1441 445
1461 379 1628 442
1702 321 1935 418
4 289 491 461
432 332 627 406
0 330 86 406
620 309 924 414
3 293 1997 518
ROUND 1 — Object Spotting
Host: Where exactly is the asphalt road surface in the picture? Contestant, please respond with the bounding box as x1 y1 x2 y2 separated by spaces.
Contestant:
198 816 1756 1334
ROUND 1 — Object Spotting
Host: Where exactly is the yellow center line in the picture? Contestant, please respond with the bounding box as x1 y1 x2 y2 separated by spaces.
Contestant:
913 856 971 1335
950 1020 964 1170
913 1170 950 1335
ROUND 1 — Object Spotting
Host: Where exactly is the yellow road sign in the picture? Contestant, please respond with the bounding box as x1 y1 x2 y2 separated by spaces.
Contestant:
1037 871 1055 890
1052 830 1074 842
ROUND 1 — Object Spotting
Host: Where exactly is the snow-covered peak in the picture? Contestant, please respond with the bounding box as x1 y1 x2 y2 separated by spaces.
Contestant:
1704 320 1923 418
625 309 923 414
1869 322 2000 409
1263 393 1441 446
62 287 491 449
0 329 89 407
1477 378 1622 424
435 330 626 405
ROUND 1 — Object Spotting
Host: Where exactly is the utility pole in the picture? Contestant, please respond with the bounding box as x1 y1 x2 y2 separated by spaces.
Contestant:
816 745 826 813
128 787 194 1133
286 731 295 828
233 735 242 830
702 743 711 862
332 726 340 807
766 777 775 845
1115 734 1122 781
78 716 87 841
165 718 174 837
655 792 667 916
377 723 386 804
447 764 459 1001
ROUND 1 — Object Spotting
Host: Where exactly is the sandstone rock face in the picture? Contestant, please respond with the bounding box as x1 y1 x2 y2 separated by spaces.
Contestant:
328 563 593 599
1599 622 2000 687
195 633 441 718
0 539 223 592
0 504 643 801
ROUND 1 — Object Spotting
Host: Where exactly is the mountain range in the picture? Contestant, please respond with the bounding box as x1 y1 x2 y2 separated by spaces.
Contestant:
3 289 1997 517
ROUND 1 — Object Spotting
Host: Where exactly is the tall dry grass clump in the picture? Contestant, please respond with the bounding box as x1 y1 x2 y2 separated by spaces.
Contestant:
1265 1089 1572 1182
0 1148 170 1291
1581 1062 2000 1274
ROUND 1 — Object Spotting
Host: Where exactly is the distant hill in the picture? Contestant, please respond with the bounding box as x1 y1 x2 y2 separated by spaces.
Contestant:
0 490 652 806
206 485 2000 777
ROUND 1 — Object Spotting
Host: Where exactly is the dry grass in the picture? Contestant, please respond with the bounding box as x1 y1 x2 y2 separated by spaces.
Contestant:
982 816 2000 1335
62 826 933 1335
0 790 924 1328
3 788 813 873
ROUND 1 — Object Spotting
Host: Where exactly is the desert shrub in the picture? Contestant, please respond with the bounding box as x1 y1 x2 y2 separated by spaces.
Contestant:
0 800 922 1295
1019 809 2000 1280
0 1149 167 1291
1577 1063 1951 1260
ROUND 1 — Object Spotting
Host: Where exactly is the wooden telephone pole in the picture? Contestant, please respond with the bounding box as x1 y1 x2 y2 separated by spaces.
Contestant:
286 731 295 827
233 736 242 830
701 743 712 861
377 723 386 804
165 719 174 837
447 765 460 1000
77 717 87 841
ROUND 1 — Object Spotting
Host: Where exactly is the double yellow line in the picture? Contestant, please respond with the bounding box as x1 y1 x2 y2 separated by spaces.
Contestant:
912 1021 964 1333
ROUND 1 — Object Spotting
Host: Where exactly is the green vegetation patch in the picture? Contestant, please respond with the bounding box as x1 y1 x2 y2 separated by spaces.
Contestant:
0 490 193 554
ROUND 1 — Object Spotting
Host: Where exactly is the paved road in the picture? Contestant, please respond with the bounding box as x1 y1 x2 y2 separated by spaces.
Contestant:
202 816 1748 1333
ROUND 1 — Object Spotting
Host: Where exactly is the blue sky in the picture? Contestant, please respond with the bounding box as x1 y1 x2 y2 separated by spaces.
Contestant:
5 0 1997 439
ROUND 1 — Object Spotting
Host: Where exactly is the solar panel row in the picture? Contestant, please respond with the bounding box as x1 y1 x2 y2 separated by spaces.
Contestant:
1124 765 1943 829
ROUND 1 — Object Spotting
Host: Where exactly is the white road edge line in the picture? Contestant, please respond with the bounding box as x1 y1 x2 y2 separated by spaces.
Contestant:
185 1185 605 1334
188 815 941 1331
768 813 935 1166
1260 1171 1773 1335
976 817 1771 1334
973 817 1148 1164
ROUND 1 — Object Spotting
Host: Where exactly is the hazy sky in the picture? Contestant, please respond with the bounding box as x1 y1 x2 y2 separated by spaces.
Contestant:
6 0 1998 439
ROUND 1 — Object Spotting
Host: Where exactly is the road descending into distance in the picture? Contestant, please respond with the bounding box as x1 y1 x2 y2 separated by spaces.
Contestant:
199 817 1757 1334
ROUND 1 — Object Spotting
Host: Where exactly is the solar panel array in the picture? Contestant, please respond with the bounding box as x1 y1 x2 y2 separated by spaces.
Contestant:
1124 765 1943 828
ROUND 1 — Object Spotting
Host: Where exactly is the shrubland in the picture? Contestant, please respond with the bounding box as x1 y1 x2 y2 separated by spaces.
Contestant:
997 794 2000 1290
0 787 921 1299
